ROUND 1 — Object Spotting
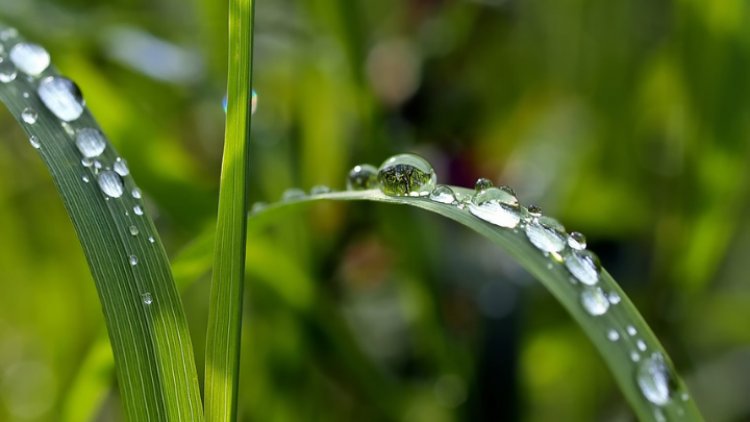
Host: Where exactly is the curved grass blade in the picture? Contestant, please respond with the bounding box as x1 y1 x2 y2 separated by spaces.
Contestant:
203 0 256 420
0 26 203 421
248 188 704 422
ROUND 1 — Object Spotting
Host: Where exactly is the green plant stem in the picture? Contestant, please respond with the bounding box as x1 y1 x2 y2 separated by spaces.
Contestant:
204 0 255 420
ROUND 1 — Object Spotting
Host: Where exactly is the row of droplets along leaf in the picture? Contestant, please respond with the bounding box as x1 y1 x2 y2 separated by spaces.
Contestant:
0 28 156 304
265 152 685 412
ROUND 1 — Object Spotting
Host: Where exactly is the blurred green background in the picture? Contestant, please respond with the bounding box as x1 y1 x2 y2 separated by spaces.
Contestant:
0 0 749 420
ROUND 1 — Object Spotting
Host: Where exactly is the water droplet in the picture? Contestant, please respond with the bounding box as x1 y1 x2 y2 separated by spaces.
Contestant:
346 164 379 190
527 205 542 217
21 107 37 124
9 43 50 76
525 216 567 253
75 128 106 158
37 76 85 122
568 232 587 250
141 292 153 305
631 352 641 362
637 340 647 352
0 28 18 41
28 135 40 149
637 353 675 406
82 175 90 183
627 325 637 336
61 121 75 136
133 205 144 216
0 57 17 83
607 329 620 341
468 186 521 228
473 186 518 207
131 188 142 199
222 89 258 115
148 236 155 244
282 188 305 201
113 158 129 176
680 392 689 402
474 178 494 192
97 171 124 198
129 255 138 266
580 286 609 316
250 202 267 214
564 250 601 286
81 157 93 167
608 291 621 305
377 153 436 197
129 225 139 236
310 185 331 195
429 184 457 204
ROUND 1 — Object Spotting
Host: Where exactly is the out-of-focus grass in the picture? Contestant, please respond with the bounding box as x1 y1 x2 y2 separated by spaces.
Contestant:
0 0 749 420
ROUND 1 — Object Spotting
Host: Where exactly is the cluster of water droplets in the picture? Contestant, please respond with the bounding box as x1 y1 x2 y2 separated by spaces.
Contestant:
0 27 155 305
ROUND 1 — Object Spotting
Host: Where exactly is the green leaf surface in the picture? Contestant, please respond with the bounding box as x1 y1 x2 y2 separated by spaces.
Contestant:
0 26 202 422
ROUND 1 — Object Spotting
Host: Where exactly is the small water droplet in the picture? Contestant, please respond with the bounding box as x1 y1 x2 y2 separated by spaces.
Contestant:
580 286 609 316
607 329 620 341
148 236 155 244
82 175 90 183
468 186 521 229
250 202 267 214
98 171 124 198
680 392 689 402
281 188 305 201
608 291 621 305
568 231 587 250
527 205 542 217
28 135 40 149
0 28 18 41
61 121 75 136
129 225 139 236
429 184 457 204
347 164 379 190
131 188 142 199
631 351 641 362
21 107 37 124
141 292 153 305
133 205 144 216
129 255 138 266
525 216 567 253
377 153 436 197
627 325 637 336
113 158 129 176
37 76 85 122
637 340 647 352
9 42 50 76
81 157 93 167
310 185 331 195
75 128 106 158
0 57 17 83
564 250 601 286
637 353 675 406
473 186 518 207
474 178 494 192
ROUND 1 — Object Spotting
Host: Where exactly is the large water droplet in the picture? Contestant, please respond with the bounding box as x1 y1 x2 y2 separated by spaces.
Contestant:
113 158 129 176
429 184 457 204
568 232 587 250
468 186 521 229
141 292 153 305
580 286 609 316
347 164 379 190
377 153 436 197
98 171 124 198
525 216 567 253
637 353 675 406
564 250 601 286
37 76 85 122
21 107 37 124
9 43 50 76
28 135 40 149
0 57 17 83
75 128 106 158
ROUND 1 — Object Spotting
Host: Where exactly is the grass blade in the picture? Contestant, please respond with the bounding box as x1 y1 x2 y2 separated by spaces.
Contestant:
203 0 255 420
0 26 203 421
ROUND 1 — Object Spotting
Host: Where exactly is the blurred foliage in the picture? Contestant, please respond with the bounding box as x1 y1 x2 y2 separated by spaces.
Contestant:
0 0 748 420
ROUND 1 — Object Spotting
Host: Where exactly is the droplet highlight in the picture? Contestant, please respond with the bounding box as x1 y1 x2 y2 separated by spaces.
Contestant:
129 255 138 266
607 329 619 341
377 153 436 197
37 76 85 122
28 135 40 149
141 292 153 305
133 205 144 216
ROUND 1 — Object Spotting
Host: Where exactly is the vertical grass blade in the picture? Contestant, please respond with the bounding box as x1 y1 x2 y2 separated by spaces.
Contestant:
0 25 203 421
203 0 255 420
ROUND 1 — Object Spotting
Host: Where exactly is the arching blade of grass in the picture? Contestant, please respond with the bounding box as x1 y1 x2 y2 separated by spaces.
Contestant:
0 27 202 421
203 0 255 420
247 189 704 422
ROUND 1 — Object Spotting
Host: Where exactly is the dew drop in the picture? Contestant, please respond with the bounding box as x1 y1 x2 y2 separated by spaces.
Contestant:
310 185 331 195
474 178 494 192
680 392 689 402
82 157 93 167
37 76 85 122
133 205 144 216
608 291 621 305
580 286 609 316
637 353 675 406
0 57 17 83
0 28 18 41
282 188 305 201
129 255 138 266
607 329 620 341
527 205 542 217
28 135 40 149
468 186 521 229
97 171 124 198
75 128 106 158
9 43 50 76
141 292 153 305
250 202 267 214
564 250 601 286
222 89 258 115
82 175 89 183
627 325 637 336
148 236 155 244
429 184 457 204
21 107 37 124
346 164 379 190
113 158 129 176
131 188 142 199
61 121 75 136
473 186 518 207
525 216 567 253
377 153 436 197
637 340 647 352
129 225 139 236
568 231 587 250
631 352 641 362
